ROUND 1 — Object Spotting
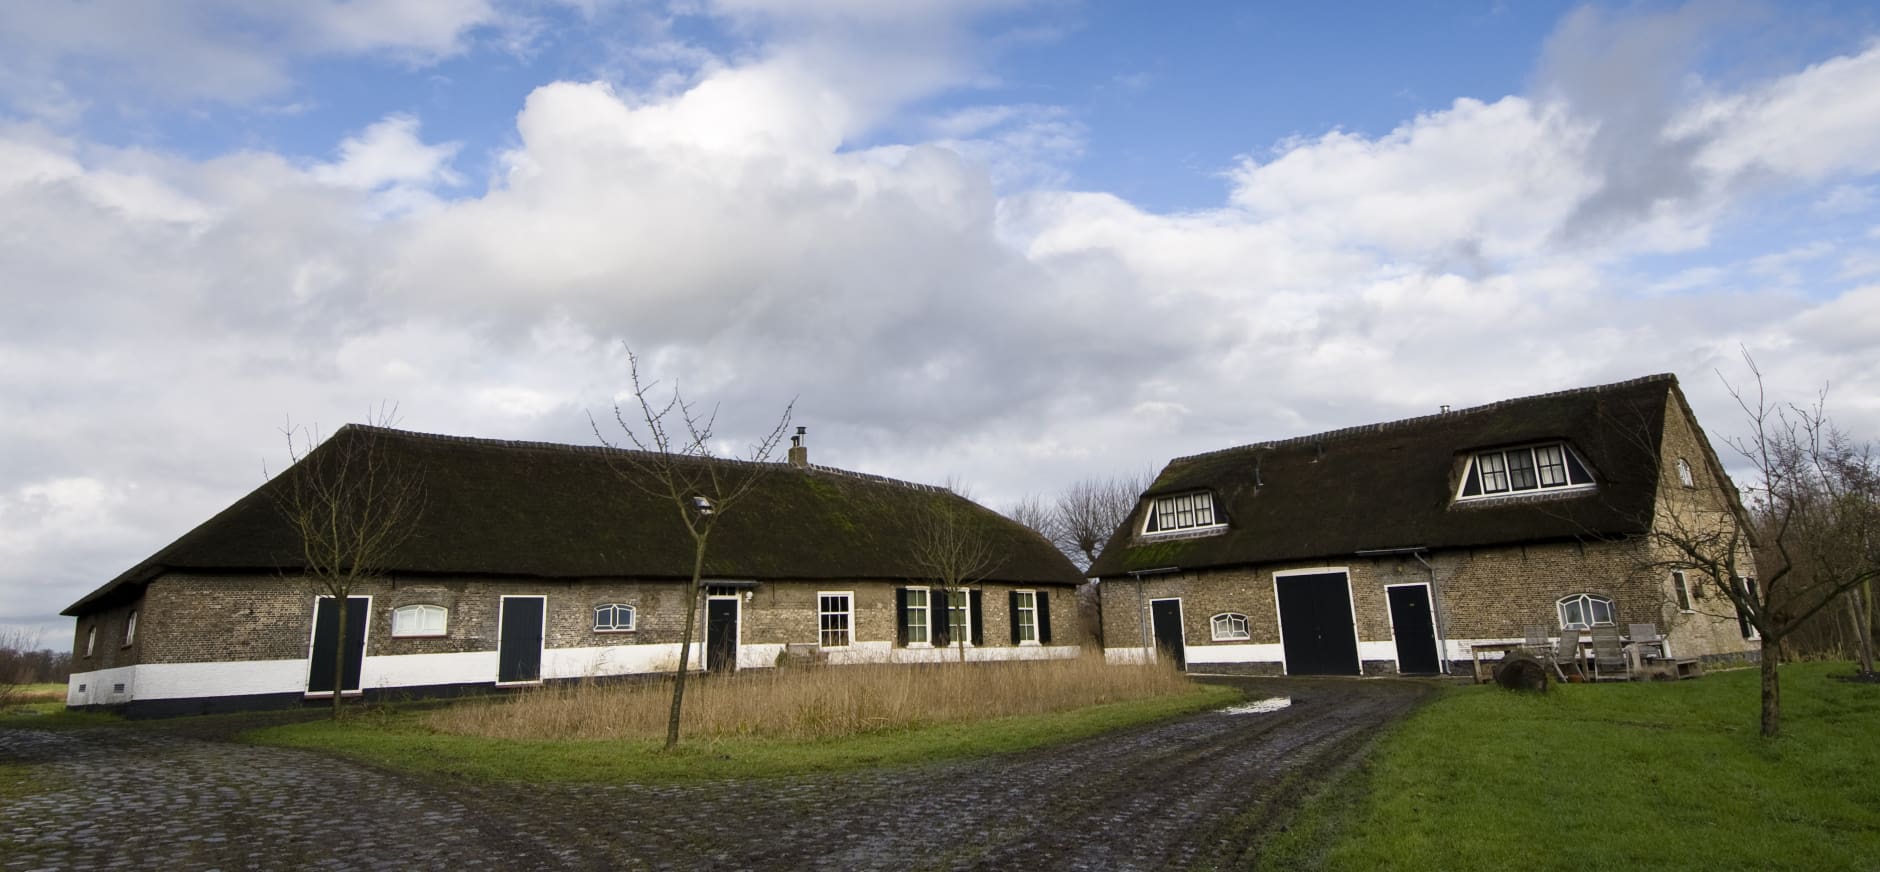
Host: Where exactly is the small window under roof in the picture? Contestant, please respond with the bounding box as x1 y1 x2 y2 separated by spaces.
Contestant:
1457 442 1595 502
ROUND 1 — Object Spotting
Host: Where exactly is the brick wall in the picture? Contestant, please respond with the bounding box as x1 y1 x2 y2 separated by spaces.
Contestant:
1099 538 1751 664
70 597 143 671
119 573 1081 665
1646 391 1763 658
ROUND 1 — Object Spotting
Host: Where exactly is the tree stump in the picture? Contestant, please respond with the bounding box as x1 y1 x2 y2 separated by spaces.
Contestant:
1494 654 1550 692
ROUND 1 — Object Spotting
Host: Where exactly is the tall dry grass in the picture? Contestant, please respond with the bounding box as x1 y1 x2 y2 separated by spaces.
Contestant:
425 653 1196 742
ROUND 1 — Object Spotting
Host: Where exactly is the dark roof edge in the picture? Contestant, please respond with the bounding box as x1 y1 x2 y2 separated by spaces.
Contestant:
1169 373 1679 465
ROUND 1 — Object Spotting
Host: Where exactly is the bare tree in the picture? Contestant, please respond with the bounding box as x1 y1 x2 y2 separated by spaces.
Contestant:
593 347 794 751
911 485 1004 662
1646 356 1880 737
1052 474 1147 570
272 406 425 719
1002 494 1058 542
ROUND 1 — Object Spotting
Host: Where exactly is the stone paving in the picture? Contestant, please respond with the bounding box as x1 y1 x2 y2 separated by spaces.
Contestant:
0 677 1430 871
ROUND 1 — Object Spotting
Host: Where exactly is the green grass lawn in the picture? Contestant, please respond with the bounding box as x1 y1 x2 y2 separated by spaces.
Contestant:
1263 661 1880 871
246 681 1239 783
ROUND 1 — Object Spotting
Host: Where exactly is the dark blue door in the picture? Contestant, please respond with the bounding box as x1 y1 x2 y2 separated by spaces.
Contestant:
498 597 545 683
1388 585 1441 674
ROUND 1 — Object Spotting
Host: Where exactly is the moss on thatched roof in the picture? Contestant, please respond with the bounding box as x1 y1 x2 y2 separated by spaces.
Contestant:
1088 374 1683 577
65 427 1081 615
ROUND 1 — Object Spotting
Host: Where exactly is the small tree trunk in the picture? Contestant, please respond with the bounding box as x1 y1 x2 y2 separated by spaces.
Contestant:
665 537 708 750
330 596 347 720
1857 581 1876 675
1759 637 1782 738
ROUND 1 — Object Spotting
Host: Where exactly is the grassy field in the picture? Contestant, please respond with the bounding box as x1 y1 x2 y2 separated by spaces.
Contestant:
1260 661 1880 871
249 659 1238 783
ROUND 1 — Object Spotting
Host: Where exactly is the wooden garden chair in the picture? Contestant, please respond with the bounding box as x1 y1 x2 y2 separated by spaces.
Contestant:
1591 624 1630 681
1549 628 1583 681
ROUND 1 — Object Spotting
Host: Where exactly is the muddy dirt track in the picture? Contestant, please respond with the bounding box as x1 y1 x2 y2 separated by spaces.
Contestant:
1 677 1432 871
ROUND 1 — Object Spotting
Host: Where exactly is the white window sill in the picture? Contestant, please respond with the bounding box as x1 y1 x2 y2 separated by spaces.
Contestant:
303 691 365 699
1211 636 1252 643
593 628 637 634
391 632 448 639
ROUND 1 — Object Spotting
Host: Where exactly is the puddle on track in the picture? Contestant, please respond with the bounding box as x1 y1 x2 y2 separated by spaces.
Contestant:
1220 696 1292 715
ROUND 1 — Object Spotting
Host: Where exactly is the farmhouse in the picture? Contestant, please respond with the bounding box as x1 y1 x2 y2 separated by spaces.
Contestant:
63 427 1084 716
1090 374 1760 675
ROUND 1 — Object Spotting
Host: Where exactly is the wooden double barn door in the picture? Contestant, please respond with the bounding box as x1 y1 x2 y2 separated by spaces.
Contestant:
1275 572 1361 676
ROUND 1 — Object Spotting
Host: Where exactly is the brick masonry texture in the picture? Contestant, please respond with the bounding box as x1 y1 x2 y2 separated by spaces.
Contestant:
128 574 1081 666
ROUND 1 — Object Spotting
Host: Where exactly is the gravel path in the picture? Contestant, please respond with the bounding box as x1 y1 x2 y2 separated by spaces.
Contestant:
0 677 1431 871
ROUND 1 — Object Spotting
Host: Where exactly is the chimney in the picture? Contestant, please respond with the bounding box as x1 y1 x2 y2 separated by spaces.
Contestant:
788 426 808 469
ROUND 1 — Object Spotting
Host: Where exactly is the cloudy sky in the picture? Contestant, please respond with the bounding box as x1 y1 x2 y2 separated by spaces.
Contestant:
6 0 1880 642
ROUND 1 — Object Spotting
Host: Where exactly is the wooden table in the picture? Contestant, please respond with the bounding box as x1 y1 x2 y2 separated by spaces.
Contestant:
1470 641 1526 683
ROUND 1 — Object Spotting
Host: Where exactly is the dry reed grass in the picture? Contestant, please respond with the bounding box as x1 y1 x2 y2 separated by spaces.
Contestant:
425 654 1197 742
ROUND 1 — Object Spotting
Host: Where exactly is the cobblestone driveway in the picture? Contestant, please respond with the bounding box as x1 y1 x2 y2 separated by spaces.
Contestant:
1 677 1430 871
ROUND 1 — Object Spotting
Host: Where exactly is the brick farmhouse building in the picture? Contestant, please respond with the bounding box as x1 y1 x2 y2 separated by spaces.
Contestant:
1091 374 1760 675
63 428 1084 716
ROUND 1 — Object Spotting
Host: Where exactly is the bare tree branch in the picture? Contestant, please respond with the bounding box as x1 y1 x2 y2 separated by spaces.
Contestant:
271 404 424 718
591 344 794 750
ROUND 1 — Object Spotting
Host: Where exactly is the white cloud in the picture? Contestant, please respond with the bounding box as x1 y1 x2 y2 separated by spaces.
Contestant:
0 0 506 112
7 5 1880 639
313 115 463 192
1685 41 1880 182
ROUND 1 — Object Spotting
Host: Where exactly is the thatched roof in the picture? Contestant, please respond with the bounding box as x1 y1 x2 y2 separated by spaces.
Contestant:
1088 374 1684 577
65 427 1081 615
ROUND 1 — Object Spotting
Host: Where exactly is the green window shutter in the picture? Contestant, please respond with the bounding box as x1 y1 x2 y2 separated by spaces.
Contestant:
969 590 984 646
1037 590 1053 644
1009 591 1022 645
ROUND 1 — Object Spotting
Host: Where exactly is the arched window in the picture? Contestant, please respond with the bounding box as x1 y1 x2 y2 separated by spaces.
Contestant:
1210 613 1251 641
1557 594 1615 630
391 604 449 637
594 603 636 633
1676 458 1695 488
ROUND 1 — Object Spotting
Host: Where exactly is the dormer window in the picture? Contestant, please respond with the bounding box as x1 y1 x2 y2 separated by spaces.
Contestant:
1143 491 1223 534
1456 442 1594 501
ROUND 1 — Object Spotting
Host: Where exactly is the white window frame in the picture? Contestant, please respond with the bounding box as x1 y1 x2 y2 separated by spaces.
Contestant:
592 603 637 633
391 604 449 638
1556 593 1615 631
1142 491 1224 535
124 609 137 647
1456 442 1596 502
818 591 853 649
1014 589 1040 645
1210 612 1251 641
1677 457 1695 488
947 589 973 647
904 586 931 647
1671 571 1693 613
